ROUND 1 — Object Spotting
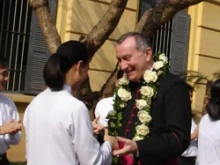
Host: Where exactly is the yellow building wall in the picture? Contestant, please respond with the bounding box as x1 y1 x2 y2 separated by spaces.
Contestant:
188 0 220 119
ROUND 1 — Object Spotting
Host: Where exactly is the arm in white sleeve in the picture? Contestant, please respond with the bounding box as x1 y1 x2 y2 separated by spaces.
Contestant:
71 103 112 165
4 100 21 145
94 98 114 127
5 132 21 145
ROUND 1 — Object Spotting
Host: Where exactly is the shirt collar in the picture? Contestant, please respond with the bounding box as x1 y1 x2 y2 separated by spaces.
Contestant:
63 84 72 94
149 63 154 71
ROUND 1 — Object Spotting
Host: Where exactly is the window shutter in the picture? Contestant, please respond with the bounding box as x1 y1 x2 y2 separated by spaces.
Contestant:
169 11 190 75
138 0 153 19
24 0 57 95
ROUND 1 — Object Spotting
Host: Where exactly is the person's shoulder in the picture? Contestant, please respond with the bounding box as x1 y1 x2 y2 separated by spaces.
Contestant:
162 72 182 81
0 92 17 112
161 72 186 85
0 92 15 105
64 94 88 112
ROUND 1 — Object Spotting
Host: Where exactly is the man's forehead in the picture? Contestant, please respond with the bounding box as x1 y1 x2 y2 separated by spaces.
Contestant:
117 37 136 48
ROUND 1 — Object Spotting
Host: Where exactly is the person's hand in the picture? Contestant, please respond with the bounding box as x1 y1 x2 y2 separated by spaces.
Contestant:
191 125 199 140
0 120 22 135
92 117 105 136
103 129 119 150
112 136 138 156
10 120 22 135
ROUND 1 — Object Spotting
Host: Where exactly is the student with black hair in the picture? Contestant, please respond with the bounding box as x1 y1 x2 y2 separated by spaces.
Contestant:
196 79 220 165
23 41 116 165
0 57 22 165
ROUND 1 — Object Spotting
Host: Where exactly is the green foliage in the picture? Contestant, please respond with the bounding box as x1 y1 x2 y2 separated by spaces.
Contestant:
179 70 220 88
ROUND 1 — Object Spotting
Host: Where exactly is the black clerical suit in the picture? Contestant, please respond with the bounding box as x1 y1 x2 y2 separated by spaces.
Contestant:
118 73 191 165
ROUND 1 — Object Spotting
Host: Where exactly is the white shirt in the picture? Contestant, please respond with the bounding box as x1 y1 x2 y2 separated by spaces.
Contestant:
0 92 21 154
196 114 220 165
23 85 112 165
95 97 114 127
181 119 198 157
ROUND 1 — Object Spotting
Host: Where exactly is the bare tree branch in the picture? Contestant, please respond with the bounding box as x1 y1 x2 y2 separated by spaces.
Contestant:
80 0 128 56
135 0 204 38
29 0 61 53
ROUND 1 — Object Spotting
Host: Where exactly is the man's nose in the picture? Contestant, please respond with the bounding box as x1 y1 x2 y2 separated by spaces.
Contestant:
119 61 128 71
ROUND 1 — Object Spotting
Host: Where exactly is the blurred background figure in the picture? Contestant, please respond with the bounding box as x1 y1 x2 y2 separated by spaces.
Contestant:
0 57 22 165
196 79 220 165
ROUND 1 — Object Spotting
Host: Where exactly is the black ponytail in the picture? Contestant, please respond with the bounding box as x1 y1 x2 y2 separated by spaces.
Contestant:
43 54 64 91
43 40 89 91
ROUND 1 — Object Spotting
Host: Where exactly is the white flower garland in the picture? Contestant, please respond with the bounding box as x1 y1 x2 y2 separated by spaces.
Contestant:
107 53 169 141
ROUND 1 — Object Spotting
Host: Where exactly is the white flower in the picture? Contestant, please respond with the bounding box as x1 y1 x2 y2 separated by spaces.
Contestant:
140 86 154 97
136 99 148 110
159 53 168 64
135 124 150 136
118 76 129 85
117 88 132 101
138 110 152 123
133 135 144 141
153 61 164 70
143 70 158 83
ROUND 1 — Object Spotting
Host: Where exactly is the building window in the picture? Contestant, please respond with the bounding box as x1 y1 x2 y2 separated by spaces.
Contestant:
139 0 190 75
0 0 57 95
0 0 32 92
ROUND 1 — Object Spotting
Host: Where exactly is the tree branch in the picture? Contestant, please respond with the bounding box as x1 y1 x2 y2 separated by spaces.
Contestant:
135 0 204 38
80 0 128 56
29 0 61 54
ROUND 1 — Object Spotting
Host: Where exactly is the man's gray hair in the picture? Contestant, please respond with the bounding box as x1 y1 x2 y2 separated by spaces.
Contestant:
117 32 152 52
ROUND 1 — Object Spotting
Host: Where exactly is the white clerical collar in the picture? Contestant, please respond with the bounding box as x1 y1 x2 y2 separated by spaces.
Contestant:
63 84 72 94
149 63 154 71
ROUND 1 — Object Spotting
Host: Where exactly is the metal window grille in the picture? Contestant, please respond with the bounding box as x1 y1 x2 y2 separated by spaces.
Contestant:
0 0 32 92
152 20 173 61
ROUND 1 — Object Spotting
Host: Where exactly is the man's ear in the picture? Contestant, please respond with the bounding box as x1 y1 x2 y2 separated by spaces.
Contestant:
145 48 153 62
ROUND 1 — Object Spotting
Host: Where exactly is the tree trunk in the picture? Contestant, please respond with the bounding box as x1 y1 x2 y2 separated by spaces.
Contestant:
29 0 61 54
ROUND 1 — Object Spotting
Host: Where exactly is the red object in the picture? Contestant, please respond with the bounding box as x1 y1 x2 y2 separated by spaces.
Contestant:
118 142 134 165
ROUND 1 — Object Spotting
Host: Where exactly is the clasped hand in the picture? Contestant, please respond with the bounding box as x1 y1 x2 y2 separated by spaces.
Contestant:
92 117 138 157
0 119 22 135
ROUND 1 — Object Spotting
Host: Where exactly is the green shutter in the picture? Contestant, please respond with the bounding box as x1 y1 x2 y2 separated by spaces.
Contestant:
24 0 57 95
170 11 190 75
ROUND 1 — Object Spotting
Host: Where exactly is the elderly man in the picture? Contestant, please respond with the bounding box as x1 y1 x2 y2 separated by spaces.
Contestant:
111 32 191 165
